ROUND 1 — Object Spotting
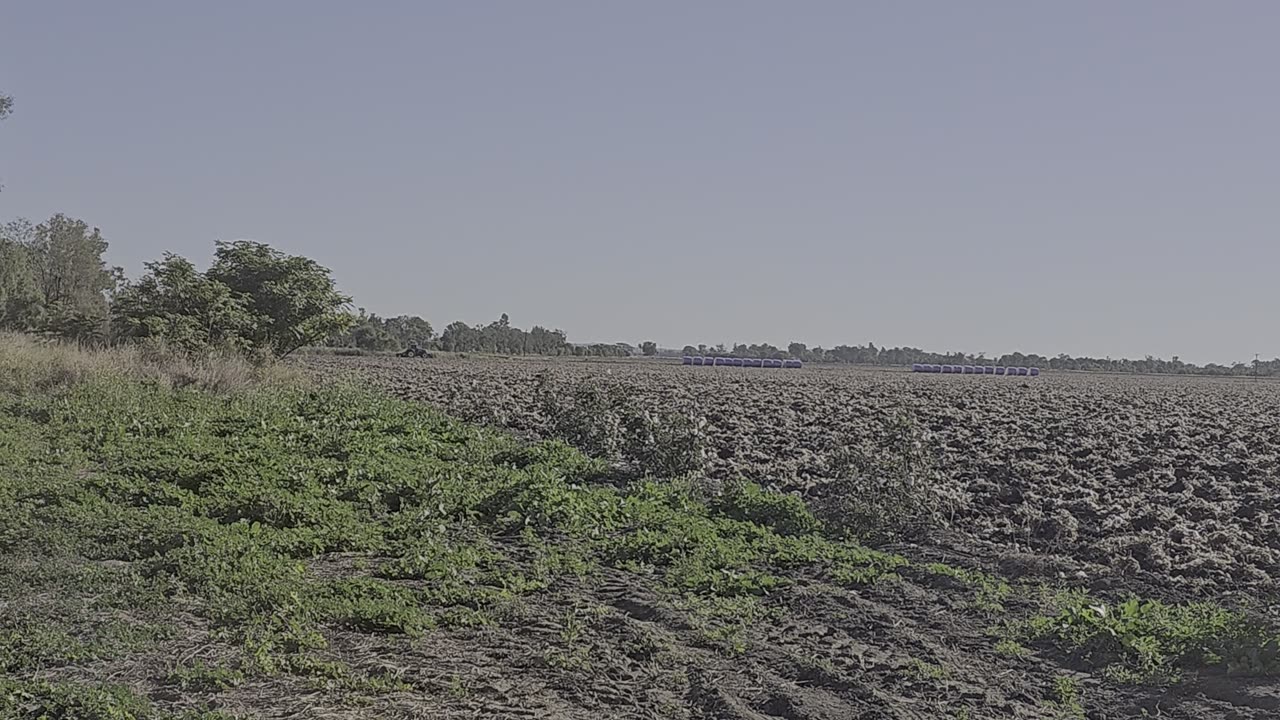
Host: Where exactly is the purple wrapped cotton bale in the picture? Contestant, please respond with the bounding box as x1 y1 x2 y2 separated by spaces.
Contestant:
682 356 694 365
994 367 1005 375
691 357 703 366
912 364 922 373
961 366 973 374
732 358 745 367
1017 367 1030 376
941 365 953 374
785 359 802 369
984 366 995 375
1029 367 1040 376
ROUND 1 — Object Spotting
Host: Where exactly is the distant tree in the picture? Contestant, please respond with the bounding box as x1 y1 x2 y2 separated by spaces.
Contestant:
0 220 40 329
439 321 477 352
682 345 697 356
207 240 353 357
111 254 253 353
640 340 658 356
383 315 434 346
349 321 399 351
28 214 122 319
788 342 808 360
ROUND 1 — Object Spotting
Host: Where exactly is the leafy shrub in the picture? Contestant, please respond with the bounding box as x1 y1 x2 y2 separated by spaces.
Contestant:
0 678 236 719
620 408 707 478
716 482 820 536
534 375 706 478
492 439 609 483
1024 591 1280 684
814 414 959 545
168 661 245 692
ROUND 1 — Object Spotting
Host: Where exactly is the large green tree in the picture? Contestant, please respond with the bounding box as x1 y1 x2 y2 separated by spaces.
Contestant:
111 254 254 353
206 240 353 357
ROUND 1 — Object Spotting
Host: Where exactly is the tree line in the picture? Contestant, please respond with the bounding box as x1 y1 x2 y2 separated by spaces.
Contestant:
327 311 633 357
671 341 1279 377
1 210 1272 376
1 215 351 357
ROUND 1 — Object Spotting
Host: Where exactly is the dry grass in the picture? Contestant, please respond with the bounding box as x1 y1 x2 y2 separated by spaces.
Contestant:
0 332 300 395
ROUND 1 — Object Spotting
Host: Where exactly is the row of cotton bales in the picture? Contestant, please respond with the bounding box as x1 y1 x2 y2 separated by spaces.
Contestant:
682 356 803 368
913 364 1040 376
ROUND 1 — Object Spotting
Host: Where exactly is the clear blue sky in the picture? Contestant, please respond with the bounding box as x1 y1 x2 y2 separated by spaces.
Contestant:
3 2 1277 364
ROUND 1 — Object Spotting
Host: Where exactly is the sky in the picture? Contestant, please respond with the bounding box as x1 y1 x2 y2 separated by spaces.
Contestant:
2 2 1277 364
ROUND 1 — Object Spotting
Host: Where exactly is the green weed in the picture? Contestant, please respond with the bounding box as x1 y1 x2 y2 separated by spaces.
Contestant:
1046 675 1085 718
924 562 1012 613
1024 591 1280 685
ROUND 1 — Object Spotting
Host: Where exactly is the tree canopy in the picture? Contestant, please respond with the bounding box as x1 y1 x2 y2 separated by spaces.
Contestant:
206 241 353 357
112 254 255 354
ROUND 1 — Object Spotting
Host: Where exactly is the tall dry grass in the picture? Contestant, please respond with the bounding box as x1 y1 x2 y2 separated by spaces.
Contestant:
0 333 301 395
